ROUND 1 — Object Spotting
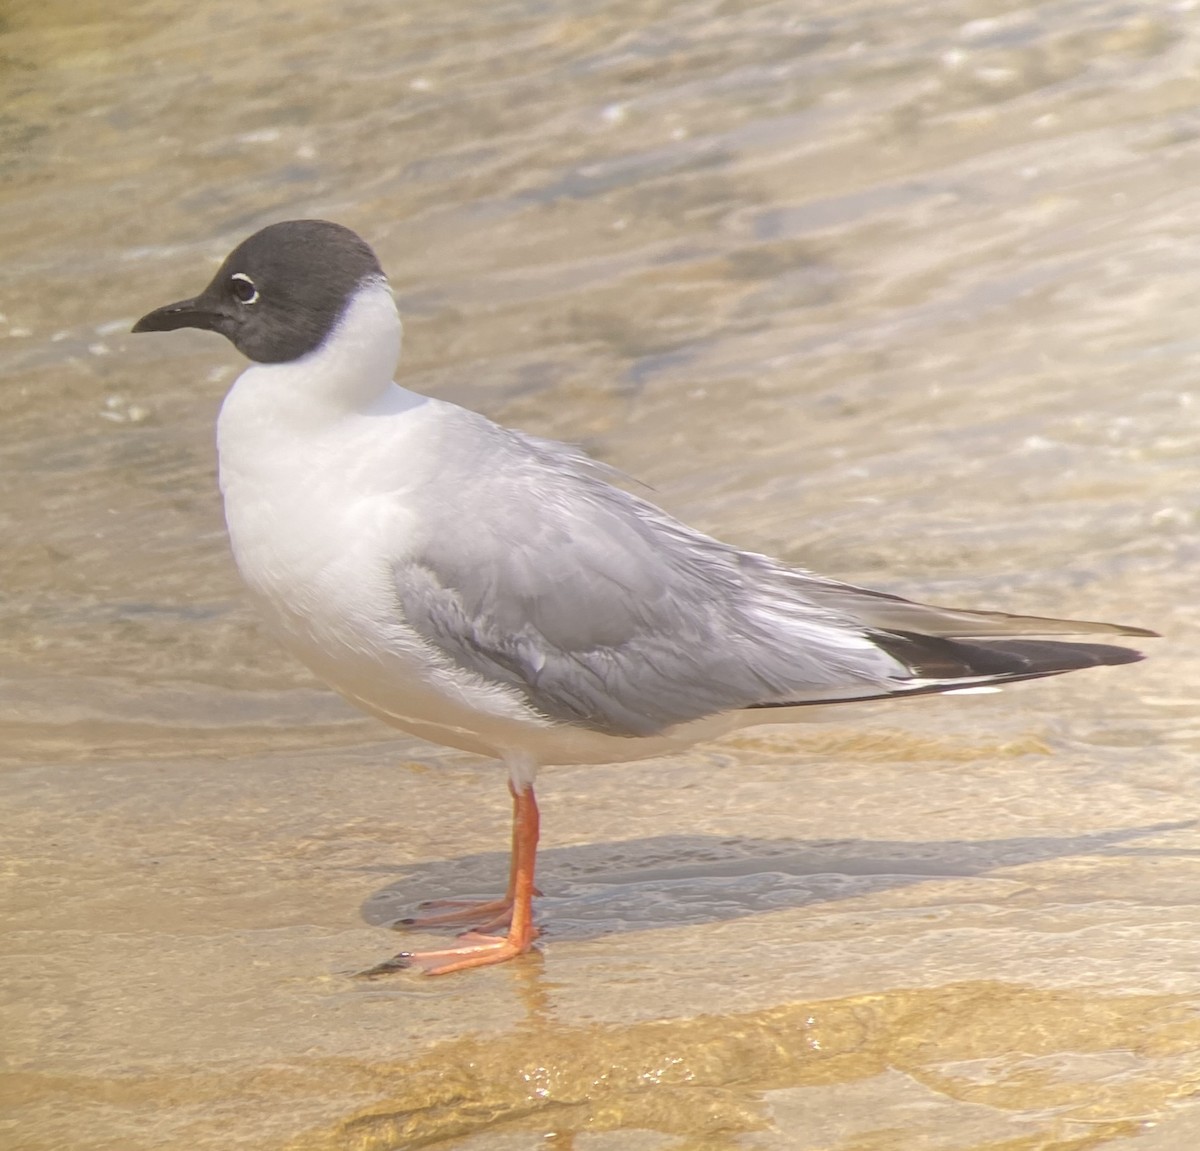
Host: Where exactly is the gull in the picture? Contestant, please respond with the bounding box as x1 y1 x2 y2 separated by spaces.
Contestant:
132 220 1154 974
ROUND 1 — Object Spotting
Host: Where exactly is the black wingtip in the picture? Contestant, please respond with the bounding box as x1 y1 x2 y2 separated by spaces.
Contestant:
877 630 1151 680
747 628 1152 715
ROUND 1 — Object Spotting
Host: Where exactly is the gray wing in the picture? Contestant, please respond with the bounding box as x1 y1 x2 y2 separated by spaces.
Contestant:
394 423 902 737
394 417 1152 739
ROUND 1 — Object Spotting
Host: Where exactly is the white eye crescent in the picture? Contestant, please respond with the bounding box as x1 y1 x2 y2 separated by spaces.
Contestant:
230 272 259 304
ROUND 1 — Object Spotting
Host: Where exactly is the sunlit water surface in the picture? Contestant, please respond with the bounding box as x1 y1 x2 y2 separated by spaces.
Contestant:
3 1 1200 1148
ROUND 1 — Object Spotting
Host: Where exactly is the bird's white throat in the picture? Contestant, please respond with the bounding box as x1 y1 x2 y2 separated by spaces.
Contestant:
224 278 403 429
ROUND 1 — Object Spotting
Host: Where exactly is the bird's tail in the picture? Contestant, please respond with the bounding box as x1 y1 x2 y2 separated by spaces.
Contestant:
748 595 1155 711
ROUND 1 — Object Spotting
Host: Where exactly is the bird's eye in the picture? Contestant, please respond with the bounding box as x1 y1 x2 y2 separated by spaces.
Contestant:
230 273 259 304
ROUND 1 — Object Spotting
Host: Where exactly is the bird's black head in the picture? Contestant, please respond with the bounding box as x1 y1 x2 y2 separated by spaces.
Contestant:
132 220 385 363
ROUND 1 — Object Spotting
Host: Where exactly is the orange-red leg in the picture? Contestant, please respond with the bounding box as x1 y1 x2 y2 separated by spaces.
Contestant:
388 783 541 975
398 783 524 929
396 781 542 933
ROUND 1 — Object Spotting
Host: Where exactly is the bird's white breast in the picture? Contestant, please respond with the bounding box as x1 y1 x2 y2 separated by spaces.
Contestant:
218 374 430 680
212 285 564 759
215 285 421 648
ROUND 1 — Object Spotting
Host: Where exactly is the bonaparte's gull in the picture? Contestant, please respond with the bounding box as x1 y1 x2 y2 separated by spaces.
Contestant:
133 220 1154 974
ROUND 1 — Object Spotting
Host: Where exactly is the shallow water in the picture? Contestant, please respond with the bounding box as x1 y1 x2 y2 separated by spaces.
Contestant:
2 1 1200 1148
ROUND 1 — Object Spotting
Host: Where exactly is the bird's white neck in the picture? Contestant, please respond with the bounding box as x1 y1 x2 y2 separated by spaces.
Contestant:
225 278 403 426
215 278 423 510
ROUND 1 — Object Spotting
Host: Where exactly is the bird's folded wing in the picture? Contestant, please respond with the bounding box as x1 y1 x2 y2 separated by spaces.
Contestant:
392 436 902 738
391 424 1152 739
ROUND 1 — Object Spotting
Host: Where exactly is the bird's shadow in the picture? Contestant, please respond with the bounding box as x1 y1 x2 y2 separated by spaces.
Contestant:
360 820 1197 942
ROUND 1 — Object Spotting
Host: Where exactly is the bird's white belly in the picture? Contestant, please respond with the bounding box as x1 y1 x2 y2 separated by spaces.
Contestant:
217 476 662 768
221 479 528 752
224 492 737 767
